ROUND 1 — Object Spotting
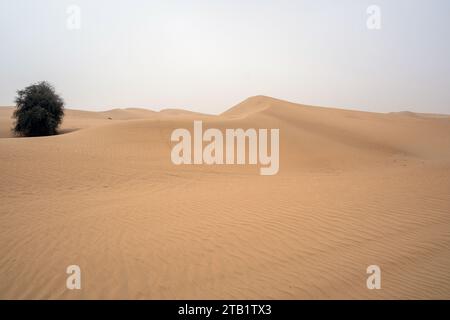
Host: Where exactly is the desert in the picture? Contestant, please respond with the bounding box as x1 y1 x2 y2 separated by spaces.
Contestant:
1 95 449 299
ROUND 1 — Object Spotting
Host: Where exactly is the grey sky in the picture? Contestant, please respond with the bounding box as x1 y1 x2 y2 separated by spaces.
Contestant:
1 0 449 114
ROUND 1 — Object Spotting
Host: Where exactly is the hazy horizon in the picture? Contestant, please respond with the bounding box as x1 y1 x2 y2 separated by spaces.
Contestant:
1 0 450 114
1 95 450 116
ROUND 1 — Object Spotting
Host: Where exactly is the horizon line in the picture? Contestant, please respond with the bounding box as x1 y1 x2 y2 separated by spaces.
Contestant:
1 95 449 117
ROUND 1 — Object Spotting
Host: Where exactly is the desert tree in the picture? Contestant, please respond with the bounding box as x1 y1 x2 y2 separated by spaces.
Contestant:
13 81 65 137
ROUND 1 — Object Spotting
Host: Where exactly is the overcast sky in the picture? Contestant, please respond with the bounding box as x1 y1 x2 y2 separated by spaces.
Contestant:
1 0 449 114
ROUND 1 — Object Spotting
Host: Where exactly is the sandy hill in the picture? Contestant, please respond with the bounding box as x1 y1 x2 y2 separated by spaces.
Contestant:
158 108 208 117
0 97 449 299
0 106 208 138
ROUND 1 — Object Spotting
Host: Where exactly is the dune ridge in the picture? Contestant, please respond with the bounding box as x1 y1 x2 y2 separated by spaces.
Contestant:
1 96 450 299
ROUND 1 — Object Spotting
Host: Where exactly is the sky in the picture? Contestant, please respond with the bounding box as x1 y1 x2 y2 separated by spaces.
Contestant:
0 0 449 114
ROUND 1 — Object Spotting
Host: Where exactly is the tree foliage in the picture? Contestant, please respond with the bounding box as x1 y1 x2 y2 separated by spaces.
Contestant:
13 82 64 137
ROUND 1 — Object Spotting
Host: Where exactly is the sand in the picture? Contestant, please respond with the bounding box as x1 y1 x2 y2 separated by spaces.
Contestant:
1 96 449 299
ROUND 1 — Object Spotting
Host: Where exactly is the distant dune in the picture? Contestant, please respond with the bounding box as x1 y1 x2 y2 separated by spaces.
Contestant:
0 106 210 138
1 96 450 299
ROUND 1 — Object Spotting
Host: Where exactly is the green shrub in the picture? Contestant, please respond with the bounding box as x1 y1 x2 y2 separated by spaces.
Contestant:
13 81 64 137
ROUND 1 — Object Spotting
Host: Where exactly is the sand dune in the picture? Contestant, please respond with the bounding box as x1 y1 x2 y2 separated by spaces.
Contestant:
1 96 450 299
0 106 210 138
